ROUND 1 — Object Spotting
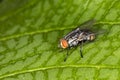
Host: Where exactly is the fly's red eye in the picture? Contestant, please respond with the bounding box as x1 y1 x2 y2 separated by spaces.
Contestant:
60 39 68 49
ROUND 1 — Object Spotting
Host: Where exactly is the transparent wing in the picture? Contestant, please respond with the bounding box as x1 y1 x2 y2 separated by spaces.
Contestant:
79 19 108 39
64 27 80 39
78 19 96 29
64 19 96 39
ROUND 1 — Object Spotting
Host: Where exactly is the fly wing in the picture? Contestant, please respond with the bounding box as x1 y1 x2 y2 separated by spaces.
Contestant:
79 19 107 34
64 28 80 40
78 19 96 29
64 19 96 40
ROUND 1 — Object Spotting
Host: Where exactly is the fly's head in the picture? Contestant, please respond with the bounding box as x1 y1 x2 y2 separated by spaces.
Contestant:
58 39 69 49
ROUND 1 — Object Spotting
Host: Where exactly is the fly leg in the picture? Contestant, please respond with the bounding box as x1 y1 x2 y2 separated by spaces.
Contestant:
80 41 83 58
58 48 64 53
64 48 69 62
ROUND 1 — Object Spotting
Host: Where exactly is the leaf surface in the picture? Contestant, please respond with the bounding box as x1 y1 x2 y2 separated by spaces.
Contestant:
0 0 120 80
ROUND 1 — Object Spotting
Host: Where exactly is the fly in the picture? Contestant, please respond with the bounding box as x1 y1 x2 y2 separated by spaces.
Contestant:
59 19 96 61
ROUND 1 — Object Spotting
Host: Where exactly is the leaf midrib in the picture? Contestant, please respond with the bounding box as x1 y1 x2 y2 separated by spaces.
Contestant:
0 64 120 79
0 21 120 41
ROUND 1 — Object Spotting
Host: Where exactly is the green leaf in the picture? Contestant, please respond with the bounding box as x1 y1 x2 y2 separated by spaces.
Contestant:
0 0 120 80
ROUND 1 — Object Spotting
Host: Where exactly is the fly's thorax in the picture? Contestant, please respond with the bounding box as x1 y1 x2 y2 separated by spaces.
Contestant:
60 39 69 49
68 38 79 47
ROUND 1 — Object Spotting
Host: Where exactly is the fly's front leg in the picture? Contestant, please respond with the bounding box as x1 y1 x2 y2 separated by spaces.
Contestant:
58 48 64 53
80 41 83 58
64 48 70 62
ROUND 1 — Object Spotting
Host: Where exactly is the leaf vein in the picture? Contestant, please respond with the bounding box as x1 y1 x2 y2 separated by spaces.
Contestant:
0 64 120 79
0 21 120 42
